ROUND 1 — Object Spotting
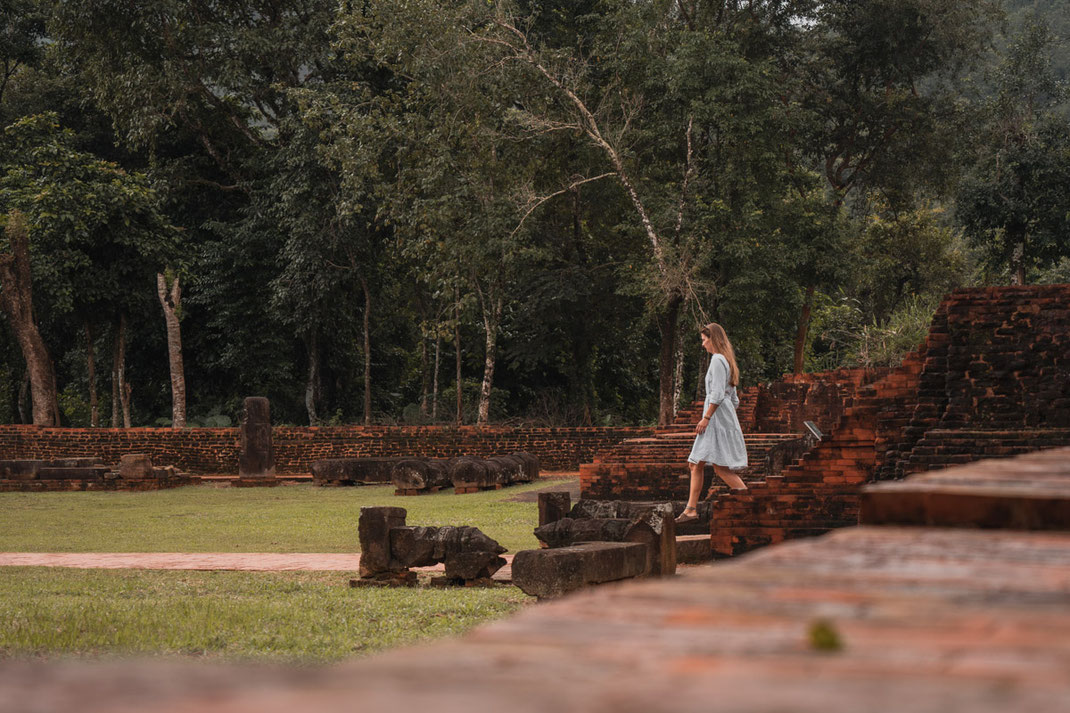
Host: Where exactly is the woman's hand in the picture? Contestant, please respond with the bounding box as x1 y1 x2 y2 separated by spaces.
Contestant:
695 417 709 435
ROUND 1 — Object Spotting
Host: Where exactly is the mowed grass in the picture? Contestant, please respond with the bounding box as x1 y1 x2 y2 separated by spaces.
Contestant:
0 481 555 554
0 567 528 662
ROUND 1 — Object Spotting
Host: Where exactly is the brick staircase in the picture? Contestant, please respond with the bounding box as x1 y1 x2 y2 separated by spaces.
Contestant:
580 400 806 501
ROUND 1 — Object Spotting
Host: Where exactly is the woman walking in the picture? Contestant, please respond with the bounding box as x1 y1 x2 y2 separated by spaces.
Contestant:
675 323 748 524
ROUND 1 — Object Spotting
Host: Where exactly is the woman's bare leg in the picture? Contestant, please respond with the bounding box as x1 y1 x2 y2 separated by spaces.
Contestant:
713 464 747 491
684 461 704 512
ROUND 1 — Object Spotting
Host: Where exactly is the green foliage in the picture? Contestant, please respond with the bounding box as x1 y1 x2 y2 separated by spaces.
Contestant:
0 113 178 316
811 293 941 370
957 16 1070 277
0 0 1061 424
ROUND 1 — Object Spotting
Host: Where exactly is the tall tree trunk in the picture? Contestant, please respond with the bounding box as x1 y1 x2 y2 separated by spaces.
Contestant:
672 321 685 418
432 335 441 421
156 273 186 428
656 297 682 426
454 284 463 425
475 284 502 427
1010 240 1025 285
793 284 815 374
419 336 429 416
0 214 60 426
111 329 120 427
304 331 319 426
85 323 99 427
115 314 131 428
18 369 29 424
359 275 372 425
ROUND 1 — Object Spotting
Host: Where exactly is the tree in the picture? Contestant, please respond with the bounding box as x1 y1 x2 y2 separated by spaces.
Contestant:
785 0 998 371
957 17 1070 282
156 270 185 427
458 0 807 423
0 114 178 426
0 211 59 424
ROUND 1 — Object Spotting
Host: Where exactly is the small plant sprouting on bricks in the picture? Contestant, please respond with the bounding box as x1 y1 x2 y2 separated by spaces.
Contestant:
808 619 844 652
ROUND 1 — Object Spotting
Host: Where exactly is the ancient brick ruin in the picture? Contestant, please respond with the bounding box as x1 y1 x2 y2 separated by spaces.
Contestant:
581 284 1070 557
0 453 191 492
580 367 881 501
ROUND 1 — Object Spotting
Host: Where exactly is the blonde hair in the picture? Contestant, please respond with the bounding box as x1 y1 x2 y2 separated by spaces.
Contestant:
701 323 739 386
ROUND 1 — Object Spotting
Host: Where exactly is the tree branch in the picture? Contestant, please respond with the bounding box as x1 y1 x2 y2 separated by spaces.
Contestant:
510 172 615 238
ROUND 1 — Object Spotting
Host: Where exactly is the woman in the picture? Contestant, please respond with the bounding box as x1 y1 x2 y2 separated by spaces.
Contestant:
675 323 748 524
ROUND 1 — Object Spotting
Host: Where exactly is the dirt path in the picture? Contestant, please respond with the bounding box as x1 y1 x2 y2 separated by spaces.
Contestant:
0 552 514 580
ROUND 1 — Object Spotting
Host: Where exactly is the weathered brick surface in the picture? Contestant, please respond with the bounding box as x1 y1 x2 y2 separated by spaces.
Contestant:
861 446 1070 529
0 426 649 474
3 524 1069 713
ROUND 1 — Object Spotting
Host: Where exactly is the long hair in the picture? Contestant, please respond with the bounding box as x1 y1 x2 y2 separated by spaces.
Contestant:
701 323 739 386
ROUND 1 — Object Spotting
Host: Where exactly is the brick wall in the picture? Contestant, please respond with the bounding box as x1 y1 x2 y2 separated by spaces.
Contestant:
0 425 651 474
711 284 1070 557
740 367 889 434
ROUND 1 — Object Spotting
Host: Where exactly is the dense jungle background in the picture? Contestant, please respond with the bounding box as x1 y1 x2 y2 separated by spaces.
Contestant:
1 0 1068 428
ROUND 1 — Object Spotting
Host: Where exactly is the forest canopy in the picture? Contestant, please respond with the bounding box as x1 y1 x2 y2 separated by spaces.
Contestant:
0 0 1067 428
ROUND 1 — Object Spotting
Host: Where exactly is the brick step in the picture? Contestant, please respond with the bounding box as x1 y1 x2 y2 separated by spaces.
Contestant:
594 441 802 465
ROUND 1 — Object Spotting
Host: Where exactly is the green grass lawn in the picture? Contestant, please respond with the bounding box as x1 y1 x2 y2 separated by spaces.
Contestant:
0 567 527 662
0 482 559 661
0 481 553 554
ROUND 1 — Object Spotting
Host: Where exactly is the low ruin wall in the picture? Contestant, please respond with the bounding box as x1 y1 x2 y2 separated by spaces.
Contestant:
0 425 651 474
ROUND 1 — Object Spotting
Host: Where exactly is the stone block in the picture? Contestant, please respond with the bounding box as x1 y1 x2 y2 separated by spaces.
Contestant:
389 525 506 569
358 506 407 577
443 551 507 580
239 396 274 478
485 455 525 485
390 459 450 491
118 454 153 480
512 542 649 599
534 518 631 548
538 491 571 526
35 467 109 481
312 458 400 485
623 507 676 576
568 499 622 519
0 460 44 480
50 458 105 468
513 451 540 481
448 457 490 489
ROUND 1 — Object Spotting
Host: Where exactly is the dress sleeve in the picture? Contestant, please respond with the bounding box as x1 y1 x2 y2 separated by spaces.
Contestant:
707 355 727 405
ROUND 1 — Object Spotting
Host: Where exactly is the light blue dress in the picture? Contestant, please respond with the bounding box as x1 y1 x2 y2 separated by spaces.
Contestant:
687 353 748 469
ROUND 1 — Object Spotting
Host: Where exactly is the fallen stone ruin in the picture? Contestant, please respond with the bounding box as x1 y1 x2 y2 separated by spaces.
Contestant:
354 506 508 587
309 452 540 494
509 492 676 599
0 453 191 492
392 452 539 495
311 457 401 486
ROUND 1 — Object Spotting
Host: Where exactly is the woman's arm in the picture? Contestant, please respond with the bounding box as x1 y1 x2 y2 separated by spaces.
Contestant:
696 356 728 434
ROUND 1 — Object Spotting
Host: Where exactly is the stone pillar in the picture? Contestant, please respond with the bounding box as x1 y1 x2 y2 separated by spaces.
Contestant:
538 491 571 527
238 397 274 478
358 506 408 577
